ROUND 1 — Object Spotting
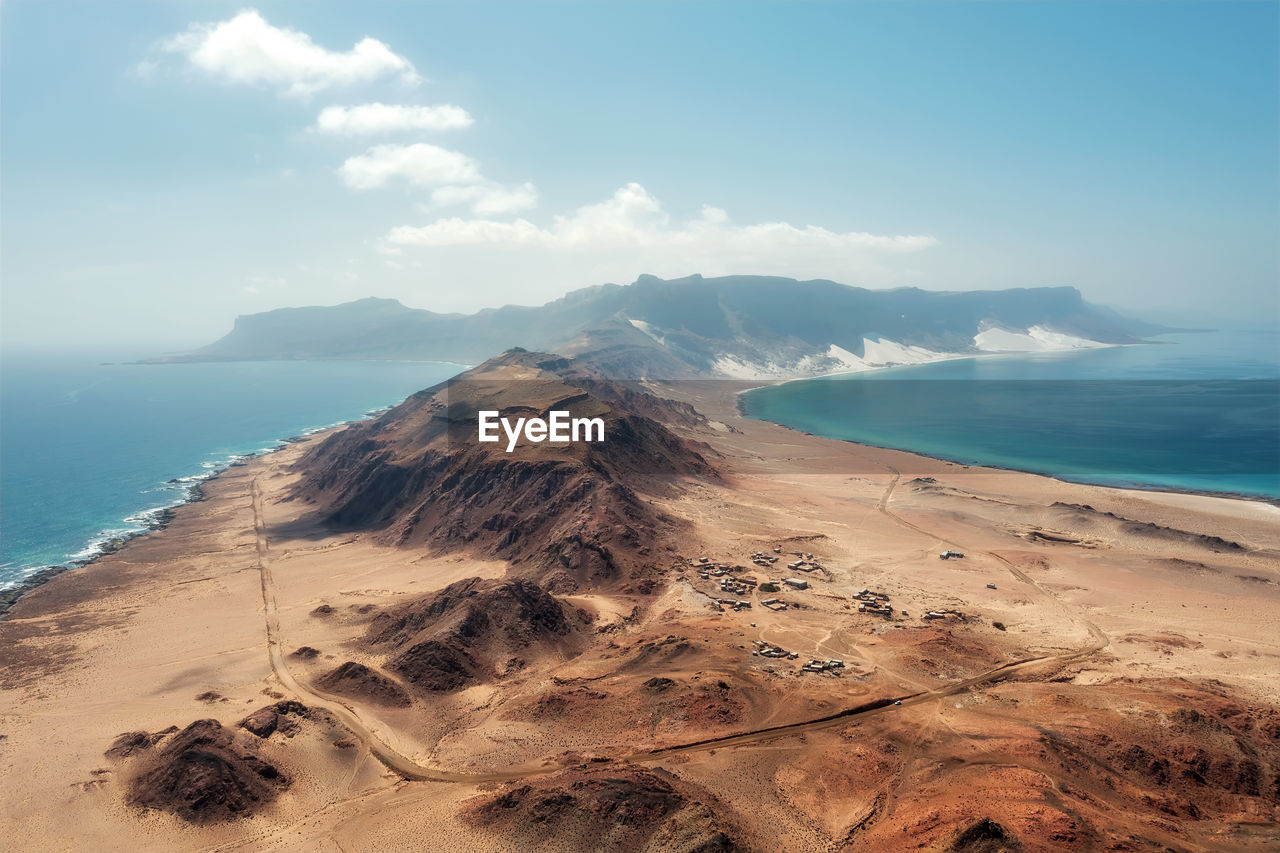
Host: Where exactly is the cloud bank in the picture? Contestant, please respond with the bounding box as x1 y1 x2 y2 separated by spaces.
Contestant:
385 182 937 255
337 142 538 214
338 143 481 190
315 103 473 135
160 10 420 97
146 10 939 299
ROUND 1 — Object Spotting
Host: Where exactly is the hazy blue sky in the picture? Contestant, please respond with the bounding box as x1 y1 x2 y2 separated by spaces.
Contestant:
3 1 1277 349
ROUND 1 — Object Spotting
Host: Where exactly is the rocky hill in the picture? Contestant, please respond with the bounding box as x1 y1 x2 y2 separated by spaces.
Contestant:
463 765 740 852
289 349 715 592
365 577 587 694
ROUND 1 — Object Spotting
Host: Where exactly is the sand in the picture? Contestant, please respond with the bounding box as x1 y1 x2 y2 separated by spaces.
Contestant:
2 384 1277 851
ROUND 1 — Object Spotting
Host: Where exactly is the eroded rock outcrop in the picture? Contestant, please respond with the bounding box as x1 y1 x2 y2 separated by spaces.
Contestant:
366 577 584 695
124 719 289 824
464 765 739 852
314 660 412 707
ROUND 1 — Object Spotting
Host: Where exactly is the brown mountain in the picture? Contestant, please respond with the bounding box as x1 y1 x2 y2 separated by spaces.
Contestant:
290 349 716 592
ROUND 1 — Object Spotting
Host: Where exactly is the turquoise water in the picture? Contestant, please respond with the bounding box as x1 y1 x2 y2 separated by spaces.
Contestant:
0 352 463 588
741 331 1280 500
3 332 1276 591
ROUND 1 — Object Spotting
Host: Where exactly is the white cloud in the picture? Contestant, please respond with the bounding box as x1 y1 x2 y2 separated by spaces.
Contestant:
159 10 420 97
337 145 534 210
700 204 729 225
384 183 938 257
429 182 539 215
338 143 481 190
315 103 473 135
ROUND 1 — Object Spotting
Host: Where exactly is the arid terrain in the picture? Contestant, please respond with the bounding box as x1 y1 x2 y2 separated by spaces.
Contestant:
2 351 1278 852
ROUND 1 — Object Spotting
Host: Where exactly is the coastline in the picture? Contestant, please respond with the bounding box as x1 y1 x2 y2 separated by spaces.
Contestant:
7 339 1273 616
0 414 365 618
736 387 1280 507
728 346 1280 507
8 339 1181 605
743 410 1280 509
0 495 195 616
0 354 470 603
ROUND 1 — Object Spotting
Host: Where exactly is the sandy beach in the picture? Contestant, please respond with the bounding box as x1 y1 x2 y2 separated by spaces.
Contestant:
3 379 1278 851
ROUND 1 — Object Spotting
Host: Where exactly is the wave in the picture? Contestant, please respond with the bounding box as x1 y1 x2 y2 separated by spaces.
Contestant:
0 414 373 592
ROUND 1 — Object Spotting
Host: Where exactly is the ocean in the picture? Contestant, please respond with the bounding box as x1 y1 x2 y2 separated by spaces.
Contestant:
4 332 1277 591
0 352 462 589
741 330 1280 501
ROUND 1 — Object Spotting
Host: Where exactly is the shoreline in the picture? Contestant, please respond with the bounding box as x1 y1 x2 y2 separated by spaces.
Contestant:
5 339 1272 615
0 493 197 616
728 353 1280 509
742 403 1280 509
0 477 225 618
0 414 367 618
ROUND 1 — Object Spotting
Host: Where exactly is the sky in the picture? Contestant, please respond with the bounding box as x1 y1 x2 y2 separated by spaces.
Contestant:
2 0 1277 350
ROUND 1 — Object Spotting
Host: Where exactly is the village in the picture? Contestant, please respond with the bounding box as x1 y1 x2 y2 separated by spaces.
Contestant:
684 546 973 676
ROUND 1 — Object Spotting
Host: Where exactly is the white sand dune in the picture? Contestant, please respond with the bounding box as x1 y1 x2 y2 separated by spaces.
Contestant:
974 325 1108 353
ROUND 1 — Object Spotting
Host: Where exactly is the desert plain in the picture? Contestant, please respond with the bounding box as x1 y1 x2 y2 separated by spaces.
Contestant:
2 370 1278 852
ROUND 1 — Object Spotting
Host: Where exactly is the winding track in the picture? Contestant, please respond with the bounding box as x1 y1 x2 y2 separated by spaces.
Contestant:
250 480 543 784
249 469 1108 784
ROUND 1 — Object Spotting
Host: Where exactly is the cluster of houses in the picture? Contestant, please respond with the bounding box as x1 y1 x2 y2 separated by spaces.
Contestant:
854 588 894 618
750 642 847 676
719 574 757 597
694 547 973 630
689 551 817 617
800 658 845 674
712 573 756 611
758 578 808 611
785 551 824 573
751 642 847 676
923 608 966 622
692 556 736 577
752 640 800 660
688 557 765 613
750 549 781 568
850 588 965 624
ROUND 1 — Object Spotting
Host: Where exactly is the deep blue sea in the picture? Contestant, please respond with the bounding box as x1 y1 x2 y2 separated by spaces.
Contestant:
742 330 1280 500
0 352 462 589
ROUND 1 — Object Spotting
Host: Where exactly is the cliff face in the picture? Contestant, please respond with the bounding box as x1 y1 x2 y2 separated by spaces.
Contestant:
290 349 715 592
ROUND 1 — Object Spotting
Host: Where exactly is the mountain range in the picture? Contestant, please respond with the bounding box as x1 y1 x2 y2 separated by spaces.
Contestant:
152 274 1160 378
